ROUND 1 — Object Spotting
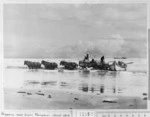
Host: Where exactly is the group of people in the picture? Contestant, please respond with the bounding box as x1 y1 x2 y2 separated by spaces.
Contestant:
83 53 106 66
82 53 129 71
82 53 117 70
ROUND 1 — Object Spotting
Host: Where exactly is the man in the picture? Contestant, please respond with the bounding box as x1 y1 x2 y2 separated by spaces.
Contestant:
101 56 105 64
100 56 106 69
84 53 89 61
91 58 95 63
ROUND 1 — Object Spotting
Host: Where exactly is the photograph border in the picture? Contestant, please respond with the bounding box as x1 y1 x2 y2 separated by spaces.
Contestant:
0 0 149 116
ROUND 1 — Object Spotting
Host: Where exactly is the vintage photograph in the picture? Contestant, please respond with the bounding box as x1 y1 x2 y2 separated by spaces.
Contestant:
3 3 148 109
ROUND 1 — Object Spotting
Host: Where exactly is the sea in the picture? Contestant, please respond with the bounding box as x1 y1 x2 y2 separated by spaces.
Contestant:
3 58 148 97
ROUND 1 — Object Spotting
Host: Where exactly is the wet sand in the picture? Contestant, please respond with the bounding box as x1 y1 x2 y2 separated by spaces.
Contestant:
4 88 147 110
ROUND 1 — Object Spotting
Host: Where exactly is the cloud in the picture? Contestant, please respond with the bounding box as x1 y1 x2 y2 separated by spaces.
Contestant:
4 4 147 58
53 34 126 58
101 4 146 20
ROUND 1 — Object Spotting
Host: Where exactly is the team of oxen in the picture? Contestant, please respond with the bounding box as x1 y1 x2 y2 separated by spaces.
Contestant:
24 59 128 71
24 60 78 70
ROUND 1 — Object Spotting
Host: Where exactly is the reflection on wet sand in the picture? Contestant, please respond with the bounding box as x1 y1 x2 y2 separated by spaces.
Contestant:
22 71 121 95
41 81 57 86
79 71 90 78
100 86 104 93
13 67 147 97
79 83 89 92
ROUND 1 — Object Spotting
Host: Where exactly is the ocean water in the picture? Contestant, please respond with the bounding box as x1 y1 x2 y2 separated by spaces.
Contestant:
3 58 148 97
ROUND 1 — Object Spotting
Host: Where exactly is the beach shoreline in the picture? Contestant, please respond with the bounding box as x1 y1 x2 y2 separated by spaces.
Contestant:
4 88 147 110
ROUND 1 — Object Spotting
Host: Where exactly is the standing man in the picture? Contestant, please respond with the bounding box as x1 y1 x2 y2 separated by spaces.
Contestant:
86 53 89 61
101 56 105 64
100 56 105 69
84 53 89 61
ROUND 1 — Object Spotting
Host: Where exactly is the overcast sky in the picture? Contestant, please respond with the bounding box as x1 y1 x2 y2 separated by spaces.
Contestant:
4 4 147 58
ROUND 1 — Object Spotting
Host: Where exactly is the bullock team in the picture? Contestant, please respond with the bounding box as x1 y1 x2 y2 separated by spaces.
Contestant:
24 54 128 71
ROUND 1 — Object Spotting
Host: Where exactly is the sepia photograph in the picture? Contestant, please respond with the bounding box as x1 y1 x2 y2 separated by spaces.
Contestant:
3 3 148 110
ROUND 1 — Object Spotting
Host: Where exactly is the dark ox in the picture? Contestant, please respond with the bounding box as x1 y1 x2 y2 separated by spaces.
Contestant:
24 60 41 69
41 60 58 70
60 60 78 70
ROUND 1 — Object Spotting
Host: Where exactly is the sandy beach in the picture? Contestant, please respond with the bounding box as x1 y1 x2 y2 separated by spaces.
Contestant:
3 58 148 109
4 88 147 110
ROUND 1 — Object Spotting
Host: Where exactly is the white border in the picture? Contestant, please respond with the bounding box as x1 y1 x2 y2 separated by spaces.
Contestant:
0 0 3 112
0 0 149 115
1 0 149 4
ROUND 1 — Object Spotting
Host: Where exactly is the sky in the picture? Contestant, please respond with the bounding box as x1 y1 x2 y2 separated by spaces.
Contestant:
3 4 147 58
